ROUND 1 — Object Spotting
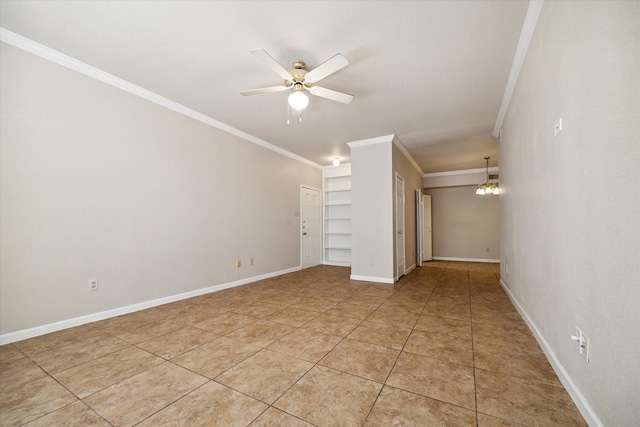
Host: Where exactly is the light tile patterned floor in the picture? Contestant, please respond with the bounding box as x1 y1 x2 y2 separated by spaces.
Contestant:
0 262 587 426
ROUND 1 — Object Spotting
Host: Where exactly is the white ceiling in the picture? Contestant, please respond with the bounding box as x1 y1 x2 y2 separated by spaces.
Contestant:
0 1 529 172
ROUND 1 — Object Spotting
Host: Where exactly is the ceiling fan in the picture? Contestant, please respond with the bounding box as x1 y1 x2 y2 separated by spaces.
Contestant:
240 49 354 111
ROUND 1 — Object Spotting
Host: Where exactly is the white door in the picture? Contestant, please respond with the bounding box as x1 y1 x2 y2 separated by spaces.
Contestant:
301 186 322 268
395 173 406 279
423 194 433 261
416 189 424 267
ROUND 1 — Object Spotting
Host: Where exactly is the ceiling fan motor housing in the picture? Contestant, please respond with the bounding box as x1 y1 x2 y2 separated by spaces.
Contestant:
288 61 308 87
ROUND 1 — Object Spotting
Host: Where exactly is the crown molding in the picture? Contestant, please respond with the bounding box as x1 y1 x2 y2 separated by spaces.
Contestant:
392 136 424 175
493 0 544 137
423 167 498 178
0 28 322 170
346 134 395 148
347 134 423 175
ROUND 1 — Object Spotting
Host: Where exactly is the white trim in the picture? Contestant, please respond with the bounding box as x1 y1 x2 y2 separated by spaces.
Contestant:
500 279 604 427
433 257 500 263
0 266 300 345
345 133 423 178
395 264 417 282
0 28 321 170
347 134 394 148
350 275 395 284
424 167 499 178
392 137 424 175
300 184 323 269
493 0 544 136
395 172 406 280
323 261 351 267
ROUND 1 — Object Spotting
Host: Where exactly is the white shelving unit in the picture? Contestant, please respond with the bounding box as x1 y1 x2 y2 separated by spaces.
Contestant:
323 164 351 266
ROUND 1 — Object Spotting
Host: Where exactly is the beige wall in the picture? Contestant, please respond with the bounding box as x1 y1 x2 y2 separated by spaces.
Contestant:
500 2 640 425
424 186 499 261
0 42 321 337
392 142 424 275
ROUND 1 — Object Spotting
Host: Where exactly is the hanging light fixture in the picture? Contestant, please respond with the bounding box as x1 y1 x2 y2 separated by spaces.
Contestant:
476 157 500 195
288 84 309 110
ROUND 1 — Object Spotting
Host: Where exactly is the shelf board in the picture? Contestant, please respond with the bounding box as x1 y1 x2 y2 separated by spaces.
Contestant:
323 260 351 267
325 232 351 235
325 202 351 206
325 217 351 221
325 246 352 250
325 189 351 193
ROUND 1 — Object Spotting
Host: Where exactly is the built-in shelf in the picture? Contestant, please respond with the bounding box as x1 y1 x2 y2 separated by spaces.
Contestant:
323 164 351 267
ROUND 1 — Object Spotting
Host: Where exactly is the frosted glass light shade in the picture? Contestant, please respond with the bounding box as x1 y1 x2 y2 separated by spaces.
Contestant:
288 91 309 110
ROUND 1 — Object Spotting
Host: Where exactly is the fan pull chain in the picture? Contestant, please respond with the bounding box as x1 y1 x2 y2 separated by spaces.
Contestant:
286 103 305 124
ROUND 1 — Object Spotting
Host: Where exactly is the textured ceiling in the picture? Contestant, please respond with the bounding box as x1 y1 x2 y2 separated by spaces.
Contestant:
0 1 529 172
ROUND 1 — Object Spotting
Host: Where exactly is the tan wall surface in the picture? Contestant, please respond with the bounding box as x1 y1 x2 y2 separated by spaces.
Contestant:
424 186 499 261
500 2 640 425
0 42 321 335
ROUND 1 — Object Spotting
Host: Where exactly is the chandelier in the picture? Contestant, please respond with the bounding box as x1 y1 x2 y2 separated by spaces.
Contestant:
476 157 500 195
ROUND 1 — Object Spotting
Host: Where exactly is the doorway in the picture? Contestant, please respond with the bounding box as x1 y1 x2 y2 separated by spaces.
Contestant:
301 186 322 268
395 173 406 279
423 194 433 261
416 189 424 266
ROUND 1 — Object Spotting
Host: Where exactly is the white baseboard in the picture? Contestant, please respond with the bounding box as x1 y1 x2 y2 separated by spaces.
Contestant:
350 275 395 284
0 266 301 345
499 279 603 427
433 256 500 263
322 261 351 267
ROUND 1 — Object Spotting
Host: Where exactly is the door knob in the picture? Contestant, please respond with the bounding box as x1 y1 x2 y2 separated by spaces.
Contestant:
398 230 403 234
303 232 307 235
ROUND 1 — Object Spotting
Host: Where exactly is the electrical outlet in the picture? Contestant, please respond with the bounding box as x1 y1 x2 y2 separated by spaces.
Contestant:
571 326 589 362
89 279 98 291
236 260 241 268
486 247 490 253
250 258 254 266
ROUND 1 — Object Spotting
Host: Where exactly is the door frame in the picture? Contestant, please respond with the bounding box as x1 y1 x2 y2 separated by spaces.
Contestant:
416 189 424 267
300 184 323 268
395 172 406 280
423 194 433 261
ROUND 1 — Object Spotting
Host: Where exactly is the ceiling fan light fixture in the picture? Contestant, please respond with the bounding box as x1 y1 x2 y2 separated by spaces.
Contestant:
288 90 309 110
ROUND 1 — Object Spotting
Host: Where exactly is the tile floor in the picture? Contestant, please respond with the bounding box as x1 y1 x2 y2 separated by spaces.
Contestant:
0 262 587 426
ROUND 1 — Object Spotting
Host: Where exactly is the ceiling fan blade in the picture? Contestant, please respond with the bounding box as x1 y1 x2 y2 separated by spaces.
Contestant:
250 49 292 81
305 54 349 84
240 86 288 96
309 86 354 104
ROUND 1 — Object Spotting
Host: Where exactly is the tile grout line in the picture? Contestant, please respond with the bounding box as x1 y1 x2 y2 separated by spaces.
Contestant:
361 261 446 426
467 264 481 427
